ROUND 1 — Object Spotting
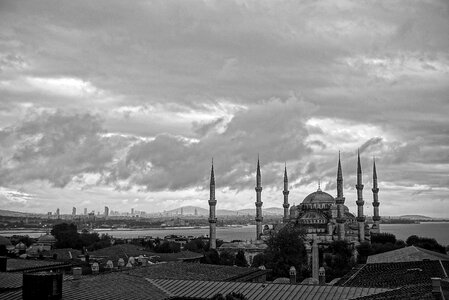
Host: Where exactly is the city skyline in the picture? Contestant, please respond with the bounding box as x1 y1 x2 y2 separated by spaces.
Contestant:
0 1 448 217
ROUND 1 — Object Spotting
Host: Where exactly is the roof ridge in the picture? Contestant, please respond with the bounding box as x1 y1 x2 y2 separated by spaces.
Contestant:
439 260 448 278
145 278 173 298
341 264 367 286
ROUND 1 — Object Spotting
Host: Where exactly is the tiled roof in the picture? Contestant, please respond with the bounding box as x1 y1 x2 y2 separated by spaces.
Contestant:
128 262 267 282
367 246 449 264
336 260 449 288
353 283 434 300
0 273 22 290
0 272 168 300
148 279 390 300
6 258 71 272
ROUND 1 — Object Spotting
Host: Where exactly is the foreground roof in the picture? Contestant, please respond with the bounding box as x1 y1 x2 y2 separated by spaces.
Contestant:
149 279 390 300
336 260 449 288
0 272 168 300
128 262 268 282
367 246 449 264
5 258 71 273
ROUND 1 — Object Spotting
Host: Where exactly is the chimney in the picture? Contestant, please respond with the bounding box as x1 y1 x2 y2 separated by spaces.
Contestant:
72 267 82 280
319 267 326 285
289 266 296 284
91 262 99 275
431 278 442 300
23 272 62 300
0 256 7 272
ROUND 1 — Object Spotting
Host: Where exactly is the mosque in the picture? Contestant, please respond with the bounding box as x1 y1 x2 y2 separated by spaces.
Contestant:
210 151 381 260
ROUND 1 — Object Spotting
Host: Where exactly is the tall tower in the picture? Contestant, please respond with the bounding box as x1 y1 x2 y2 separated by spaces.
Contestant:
255 157 263 240
208 159 217 249
283 163 290 223
335 152 346 240
371 158 380 234
356 150 366 242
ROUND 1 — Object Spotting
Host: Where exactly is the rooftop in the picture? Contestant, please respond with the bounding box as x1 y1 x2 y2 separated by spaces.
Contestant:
336 260 449 288
128 262 268 282
148 279 391 300
367 246 449 264
0 272 168 300
5 258 71 273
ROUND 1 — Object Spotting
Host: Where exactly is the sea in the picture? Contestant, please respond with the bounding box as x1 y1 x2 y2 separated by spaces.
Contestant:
1 222 449 245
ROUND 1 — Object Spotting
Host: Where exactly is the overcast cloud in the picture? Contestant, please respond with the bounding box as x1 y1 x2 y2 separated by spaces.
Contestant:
0 0 448 217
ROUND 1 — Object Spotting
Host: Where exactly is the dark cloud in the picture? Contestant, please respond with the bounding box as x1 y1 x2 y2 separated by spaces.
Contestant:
0 111 114 187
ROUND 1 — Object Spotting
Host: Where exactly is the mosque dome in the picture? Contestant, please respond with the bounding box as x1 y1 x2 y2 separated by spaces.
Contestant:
302 190 335 204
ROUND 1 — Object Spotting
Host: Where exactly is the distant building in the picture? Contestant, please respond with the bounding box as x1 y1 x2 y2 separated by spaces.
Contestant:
84 208 87 215
104 206 109 217
131 208 134 215
72 207 76 216
56 208 60 219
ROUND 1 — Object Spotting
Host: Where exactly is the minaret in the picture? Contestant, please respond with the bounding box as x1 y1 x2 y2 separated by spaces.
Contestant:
371 158 380 234
335 152 346 240
208 159 217 249
356 150 365 242
282 163 290 223
255 156 263 240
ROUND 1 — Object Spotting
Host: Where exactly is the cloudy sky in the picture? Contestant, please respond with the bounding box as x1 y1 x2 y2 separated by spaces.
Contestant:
0 0 448 217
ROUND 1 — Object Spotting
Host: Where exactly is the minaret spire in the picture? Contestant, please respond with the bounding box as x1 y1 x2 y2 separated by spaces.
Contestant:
356 149 366 242
335 151 346 240
283 162 290 223
371 157 380 234
208 158 217 249
255 156 263 240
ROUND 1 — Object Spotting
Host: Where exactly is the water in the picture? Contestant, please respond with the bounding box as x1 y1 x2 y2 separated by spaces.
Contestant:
1 222 448 245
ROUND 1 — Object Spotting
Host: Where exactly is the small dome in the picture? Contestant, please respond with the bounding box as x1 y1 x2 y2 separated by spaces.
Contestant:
0 236 12 246
302 190 335 204
15 242 27 250
273 277 291 284
38 234 56 242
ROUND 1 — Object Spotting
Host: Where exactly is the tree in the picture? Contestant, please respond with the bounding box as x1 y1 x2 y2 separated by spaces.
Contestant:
264 224 307 279
184 238 206 253
356 241 372 263
251 253 266 268
201 249 220 265
154 241 181 253
51 223 81 249
371 233 396 244
219 250 235 266
323 240 355 281
235 250 248 267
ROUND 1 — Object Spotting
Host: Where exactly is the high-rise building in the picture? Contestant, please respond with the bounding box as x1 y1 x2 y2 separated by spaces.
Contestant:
84 208 87 215
56 208 60 219
104 206 109 218
72 207 76 216
131 208 134 215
